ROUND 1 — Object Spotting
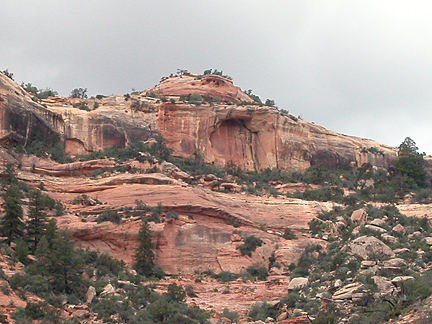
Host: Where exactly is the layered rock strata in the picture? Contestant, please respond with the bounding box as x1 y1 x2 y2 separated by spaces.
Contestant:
0 72 399 171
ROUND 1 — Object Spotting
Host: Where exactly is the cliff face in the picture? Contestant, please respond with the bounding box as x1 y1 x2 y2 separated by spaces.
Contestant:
0 74 63 147
158 102 397 171
0 72 398 171
11 152 331 275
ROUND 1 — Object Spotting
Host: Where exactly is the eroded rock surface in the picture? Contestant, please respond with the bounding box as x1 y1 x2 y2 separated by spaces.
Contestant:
0 73 400 172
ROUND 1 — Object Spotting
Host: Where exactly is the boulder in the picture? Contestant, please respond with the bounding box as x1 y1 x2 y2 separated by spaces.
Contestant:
352 226 361 236
118 280 137 289
265 317 275 322
71 309 90 319
365 224 387 233
230 233 243 242
288 277 309 290
392 224 405 233
409 231 423 240
391 276 414 286
351 209 367 226
100 283 116 297
277 307 289 321
370 218 387 227
350 236 395 260
203 174 220 181
333 279 343 288
372 276 395 296
381 233 398 245
219 317 232 324
332 282 365 300
269 267 285 276
360 260 376 268
394 248 410 254
160 161 192 180
85 286 96 304
359 265 378 276
335 221 347 233
26 254 38 263
424 237 432 245
383 258 408 268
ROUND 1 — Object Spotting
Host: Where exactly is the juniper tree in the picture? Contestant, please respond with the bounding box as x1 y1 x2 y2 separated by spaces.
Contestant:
395 137 427 187
33 230 86 295
1 163 17 187
0 184 24 244
69 87 87 99
134 220 155 277
26 189 49 252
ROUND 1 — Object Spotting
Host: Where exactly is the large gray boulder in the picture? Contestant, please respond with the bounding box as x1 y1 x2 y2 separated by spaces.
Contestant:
288 277 309 290
350 236 395 260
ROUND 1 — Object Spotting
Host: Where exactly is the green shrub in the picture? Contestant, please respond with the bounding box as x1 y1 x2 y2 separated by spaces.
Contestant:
281 291 300 308
248 302 277 321
1 69 14 80
165 211 179 220
164 283 186 302
237 235 264 257
96 209 122 224
1 282 10 295
26 138 73 164
185 285 197 297
214 271 238 282
412 188 432 203
92 296 124 322
94 253 126 277
312 312 337 324
15 239 29 265
283 228 296 240
245 263 268 281
70 88 87 99
221 308 239 322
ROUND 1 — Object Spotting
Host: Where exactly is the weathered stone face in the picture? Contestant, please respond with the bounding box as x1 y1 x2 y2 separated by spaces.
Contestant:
158 101 398 171
0 75 63 148
0 73 400 171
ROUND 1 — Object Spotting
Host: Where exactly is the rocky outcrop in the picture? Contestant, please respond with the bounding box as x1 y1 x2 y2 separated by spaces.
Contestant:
332 282 365 301
0 73 63 148
148 73 254 104
18 149 331 275
0 73 400 172
157 100 397 171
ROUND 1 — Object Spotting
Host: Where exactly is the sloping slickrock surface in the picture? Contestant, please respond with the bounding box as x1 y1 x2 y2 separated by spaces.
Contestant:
28 166 330 274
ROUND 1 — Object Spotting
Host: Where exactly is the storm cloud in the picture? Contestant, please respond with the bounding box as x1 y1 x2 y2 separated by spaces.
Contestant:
2 1 432 153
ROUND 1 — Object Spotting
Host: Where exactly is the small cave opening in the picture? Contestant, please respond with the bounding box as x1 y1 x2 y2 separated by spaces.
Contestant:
209 118 255 166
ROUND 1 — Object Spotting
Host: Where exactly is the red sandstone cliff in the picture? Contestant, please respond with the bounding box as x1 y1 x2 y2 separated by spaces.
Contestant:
0 72 398 171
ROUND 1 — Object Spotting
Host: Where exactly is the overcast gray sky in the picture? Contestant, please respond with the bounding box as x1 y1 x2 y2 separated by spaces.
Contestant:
2 1 432 154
